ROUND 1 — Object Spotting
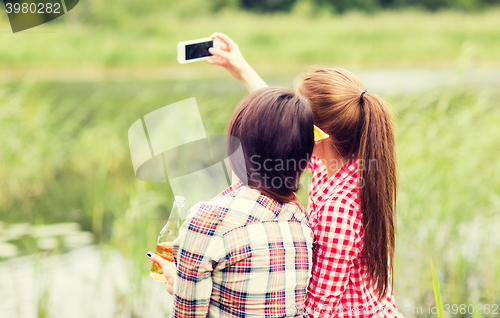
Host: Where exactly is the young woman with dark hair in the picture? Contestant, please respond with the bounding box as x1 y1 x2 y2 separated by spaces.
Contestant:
207 33 401 317
149 87 316 317
228 87 315 202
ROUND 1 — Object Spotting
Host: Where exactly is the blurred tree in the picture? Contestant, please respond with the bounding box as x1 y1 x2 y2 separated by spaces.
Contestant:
47 0 500 19
211 0 239 12
239 0 500 13
415 0 448 10
378 0 500 10
241 0 297 12
313 0 380 13
378 0 410 8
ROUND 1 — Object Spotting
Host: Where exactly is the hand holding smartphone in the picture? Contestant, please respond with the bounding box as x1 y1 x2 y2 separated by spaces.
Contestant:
177 37 221 64
178 33 268 93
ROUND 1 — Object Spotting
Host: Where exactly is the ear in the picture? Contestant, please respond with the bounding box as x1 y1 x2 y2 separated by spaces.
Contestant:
312 139 325 157
315 137 328 146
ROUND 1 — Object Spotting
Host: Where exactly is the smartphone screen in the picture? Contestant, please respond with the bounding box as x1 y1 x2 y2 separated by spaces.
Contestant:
185 40 213 60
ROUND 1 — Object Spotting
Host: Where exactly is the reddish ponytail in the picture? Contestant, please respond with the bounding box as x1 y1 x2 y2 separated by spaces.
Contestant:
358 91 397 298
296 68 397 299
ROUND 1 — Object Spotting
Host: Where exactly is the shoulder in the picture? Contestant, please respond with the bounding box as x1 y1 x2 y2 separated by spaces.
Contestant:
181 201 222 239
182 184 244 233
276 199 309 224
183 184 266 236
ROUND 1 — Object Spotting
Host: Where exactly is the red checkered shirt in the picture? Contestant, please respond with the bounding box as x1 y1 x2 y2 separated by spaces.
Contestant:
172 182 314 318
304 156 401 318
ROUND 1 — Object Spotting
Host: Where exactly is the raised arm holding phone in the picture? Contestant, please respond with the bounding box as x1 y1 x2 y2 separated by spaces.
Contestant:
207 33 268 93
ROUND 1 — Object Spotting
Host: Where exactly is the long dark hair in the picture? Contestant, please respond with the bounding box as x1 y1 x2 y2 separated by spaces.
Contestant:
227 87 315 203
296 68 397 299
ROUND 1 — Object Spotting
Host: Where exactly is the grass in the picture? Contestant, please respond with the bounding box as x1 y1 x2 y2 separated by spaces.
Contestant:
431 259 445 318
395 86 500 313
0 6 500 72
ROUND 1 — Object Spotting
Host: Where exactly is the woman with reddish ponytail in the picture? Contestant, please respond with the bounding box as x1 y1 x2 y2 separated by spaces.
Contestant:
295 68 399 317
208 33 401 318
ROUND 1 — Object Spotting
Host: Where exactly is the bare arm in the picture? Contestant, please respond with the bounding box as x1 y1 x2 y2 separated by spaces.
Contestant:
207 32 268 93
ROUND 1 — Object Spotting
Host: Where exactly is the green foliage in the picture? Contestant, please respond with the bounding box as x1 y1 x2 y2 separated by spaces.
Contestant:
0 80 243 226
314 0 381 13
383 0 500 10
1 10 500 68
308 0 500 12
431 259 445 318
93 0 500 13
395 85 500 308
241 0 297 12
137 0 500 13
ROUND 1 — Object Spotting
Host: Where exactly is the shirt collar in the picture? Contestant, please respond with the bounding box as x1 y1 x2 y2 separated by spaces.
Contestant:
324 158 358 192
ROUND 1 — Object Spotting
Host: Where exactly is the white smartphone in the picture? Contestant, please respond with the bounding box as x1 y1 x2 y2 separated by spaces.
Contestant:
177 37 221 64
